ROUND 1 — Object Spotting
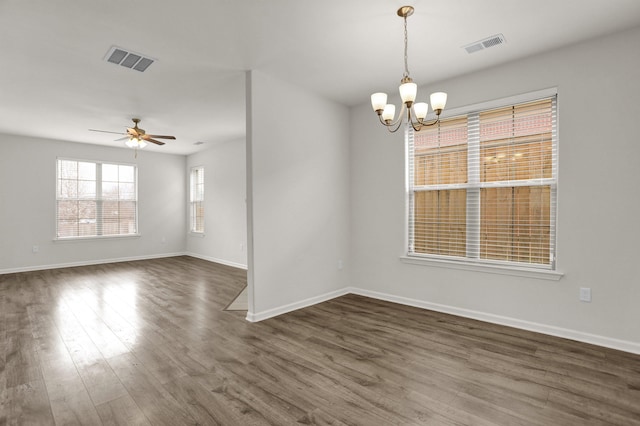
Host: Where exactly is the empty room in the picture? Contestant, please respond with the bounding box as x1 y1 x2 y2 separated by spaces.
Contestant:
1 1 639 424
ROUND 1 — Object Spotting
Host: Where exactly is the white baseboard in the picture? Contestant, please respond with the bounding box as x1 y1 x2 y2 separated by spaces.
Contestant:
185 253 248 270
0 252 187 275
4 255 637 355
346 287 640 356
246 287 350 323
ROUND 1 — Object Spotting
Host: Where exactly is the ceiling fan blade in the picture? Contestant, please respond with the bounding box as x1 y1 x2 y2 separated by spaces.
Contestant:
89 129 126 135
144 137 166 145
114 136 129 141
145 134 176 140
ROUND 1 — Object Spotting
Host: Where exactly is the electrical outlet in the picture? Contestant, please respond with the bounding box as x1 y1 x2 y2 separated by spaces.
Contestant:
32 245 39 253
161 236 166 244
579 287 591 302
337 259 343 270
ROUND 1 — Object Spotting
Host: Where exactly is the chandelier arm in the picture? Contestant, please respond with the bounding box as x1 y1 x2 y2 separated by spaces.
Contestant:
407 106 442 131
407 107 423 132
378 112 404 133
387 118 404 133
394 102 408 126
377 114 391 126
389 103 410 132
377 103 407 128
407 109 425 132
415 117 441 129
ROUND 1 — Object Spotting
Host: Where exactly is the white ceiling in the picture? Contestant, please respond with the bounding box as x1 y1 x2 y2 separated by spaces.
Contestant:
1 0 640 155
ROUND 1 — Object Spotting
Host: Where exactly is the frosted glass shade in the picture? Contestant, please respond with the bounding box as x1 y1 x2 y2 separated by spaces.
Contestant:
430 92 448 111
126 138 147 149
399 82 417 103
371 93 388 112
413 102 428 120
382 104 396 122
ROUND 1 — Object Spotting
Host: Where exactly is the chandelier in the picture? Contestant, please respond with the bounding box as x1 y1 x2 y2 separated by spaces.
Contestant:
371 6 447 132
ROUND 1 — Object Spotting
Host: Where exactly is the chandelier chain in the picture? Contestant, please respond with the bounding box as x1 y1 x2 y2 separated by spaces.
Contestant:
403 15 410 78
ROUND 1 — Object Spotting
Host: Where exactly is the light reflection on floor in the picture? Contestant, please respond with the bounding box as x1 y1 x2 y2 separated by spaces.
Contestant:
56 277 140 359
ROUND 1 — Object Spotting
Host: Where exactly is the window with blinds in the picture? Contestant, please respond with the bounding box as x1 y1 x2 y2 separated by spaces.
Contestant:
56 159 138 239
408 95 557 268
190 166 204 233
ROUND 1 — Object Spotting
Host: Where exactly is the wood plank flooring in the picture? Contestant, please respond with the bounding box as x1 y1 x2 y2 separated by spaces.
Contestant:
1 256 639 425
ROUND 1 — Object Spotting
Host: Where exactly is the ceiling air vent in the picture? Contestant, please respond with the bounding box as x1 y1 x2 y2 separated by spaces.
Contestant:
463 34 506 54
104 46 155 72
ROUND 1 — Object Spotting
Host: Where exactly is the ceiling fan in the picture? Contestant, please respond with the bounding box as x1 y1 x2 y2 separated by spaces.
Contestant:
89 118 176 146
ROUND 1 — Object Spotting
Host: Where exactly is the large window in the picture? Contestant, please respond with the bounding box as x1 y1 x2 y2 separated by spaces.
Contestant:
56 159 138 239
190 166 204 233
407 93 557 269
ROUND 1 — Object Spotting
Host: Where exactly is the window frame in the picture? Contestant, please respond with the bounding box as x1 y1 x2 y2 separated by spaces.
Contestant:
403 88 562 279
55 158 139 240
189 166 205 234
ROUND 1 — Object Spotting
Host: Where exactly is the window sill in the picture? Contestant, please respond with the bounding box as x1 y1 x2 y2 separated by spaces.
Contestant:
54 234 141 242
189 232 205 238
399 255 563 281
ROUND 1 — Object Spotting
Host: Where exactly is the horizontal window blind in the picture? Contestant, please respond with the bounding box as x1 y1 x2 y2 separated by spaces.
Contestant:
56 159 138 239
411 116 469 257
408 95 557 268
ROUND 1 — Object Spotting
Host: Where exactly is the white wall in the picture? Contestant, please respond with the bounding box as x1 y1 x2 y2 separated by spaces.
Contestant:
186 139 247 268
0 134 186 272
349 26 640 352
246 70 350 320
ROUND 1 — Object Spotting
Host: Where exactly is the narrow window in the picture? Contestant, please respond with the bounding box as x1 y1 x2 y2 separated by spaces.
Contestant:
190 166 205 233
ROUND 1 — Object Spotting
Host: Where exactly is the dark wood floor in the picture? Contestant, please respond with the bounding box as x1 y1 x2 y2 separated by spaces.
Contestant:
1 256 639 425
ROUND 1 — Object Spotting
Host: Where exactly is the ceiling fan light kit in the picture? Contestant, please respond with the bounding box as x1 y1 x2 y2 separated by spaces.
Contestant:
125 138 147 149
371 5 447 133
